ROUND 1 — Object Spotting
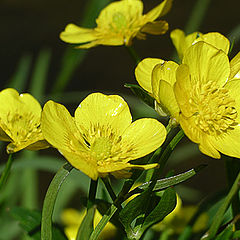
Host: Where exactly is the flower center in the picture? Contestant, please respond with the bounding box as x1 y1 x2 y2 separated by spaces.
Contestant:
91 137 112 160
2 112 41 142
189 82 238 135
112 12 127 30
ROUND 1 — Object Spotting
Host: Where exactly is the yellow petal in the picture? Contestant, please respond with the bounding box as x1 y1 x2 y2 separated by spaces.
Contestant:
135 58 164 93
60 24 98 44
140 20 168 35
26 140 50 151
170 29 201 60
224 79 240 122
59 149 99 180
41 100 87 152
198 138 221 159
182 41 230 87
121 118 166 160
200 32 230 54
97 0 143 28
230 51 240 80
174 64 193 117
209 125 240 158
145 0 172 21
158 80 180 119
75 93 132 137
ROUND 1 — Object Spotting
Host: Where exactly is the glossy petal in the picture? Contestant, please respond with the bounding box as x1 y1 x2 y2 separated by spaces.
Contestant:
174 64 193 117
59 149 98 180
200 32 230 54
75 93 132 137
120 118 166 160
182 42 230 87
198 137 221 159
230 51 240 79
41 100 87 152
145 0 172 21
170 29 202 60
60 24 98 44
135 58 164 93
210 126 240 158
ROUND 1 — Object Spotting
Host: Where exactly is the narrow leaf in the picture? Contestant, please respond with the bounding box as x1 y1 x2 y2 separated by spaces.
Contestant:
41 163 73 240
76 207 95 240
124 83 155 108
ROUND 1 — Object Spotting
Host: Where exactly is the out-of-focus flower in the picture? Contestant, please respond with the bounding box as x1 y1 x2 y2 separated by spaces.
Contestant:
170 29 230 61
41 92 166 180
135 58 180 123
60 0 172 48
61 208 116 240
174 41 240 158
0 88 49 153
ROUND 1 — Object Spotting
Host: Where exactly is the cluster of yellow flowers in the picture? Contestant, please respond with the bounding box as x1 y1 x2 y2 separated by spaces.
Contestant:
1 0 240 181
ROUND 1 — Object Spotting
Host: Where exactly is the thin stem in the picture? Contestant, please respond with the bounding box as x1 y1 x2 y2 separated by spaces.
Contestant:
87 179 98 210
205 170 240 239
125 46 141 64
225 157 240 230
0 154 13 191
41 162 73 240
102 177 117 202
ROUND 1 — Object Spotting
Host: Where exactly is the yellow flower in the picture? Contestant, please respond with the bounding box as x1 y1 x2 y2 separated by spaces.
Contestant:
60 0 172 48
174 41 240 158
135 58 180 123
41 93 166 180
170 29 230 61
61 208 116 240
0 88 49 153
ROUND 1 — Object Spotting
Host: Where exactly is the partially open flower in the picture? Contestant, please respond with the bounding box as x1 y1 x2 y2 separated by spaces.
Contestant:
0 88 49 153
60 0 172 48
41 93 166 180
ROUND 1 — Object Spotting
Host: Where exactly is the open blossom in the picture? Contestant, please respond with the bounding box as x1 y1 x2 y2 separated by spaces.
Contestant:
60 0 172 48
175 41 240 158
136 32 240 158
41 93 166 180
170 29 230 61
0 88 49 153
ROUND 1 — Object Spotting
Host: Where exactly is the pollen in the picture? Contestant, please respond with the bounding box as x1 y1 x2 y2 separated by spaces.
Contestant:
189 81 238 135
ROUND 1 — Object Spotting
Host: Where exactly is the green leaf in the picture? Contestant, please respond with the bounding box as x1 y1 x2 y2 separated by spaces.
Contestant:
119 188 176 240
124 83 155 108
215 224 234 240
41 163 73 240
11 207 67 240
138 165 206 192
76 207 95 240
142 188 176 231
233 230 240 238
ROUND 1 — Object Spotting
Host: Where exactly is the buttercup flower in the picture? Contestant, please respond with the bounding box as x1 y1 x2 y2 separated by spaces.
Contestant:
41 93 166 180
170 29 230 61
61 208 116 240
0 88 49 153
60 0 172 48
174 41 240 158
135 58 180 122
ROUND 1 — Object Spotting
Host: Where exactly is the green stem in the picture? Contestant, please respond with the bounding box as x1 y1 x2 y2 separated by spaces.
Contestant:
87 179 98 210
125 46 141 64
225 157 240 230
204 170 240 239
41 162 73 240
89 204 118 240
150 129 185 181
0 154 13 191
102 177 117 202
